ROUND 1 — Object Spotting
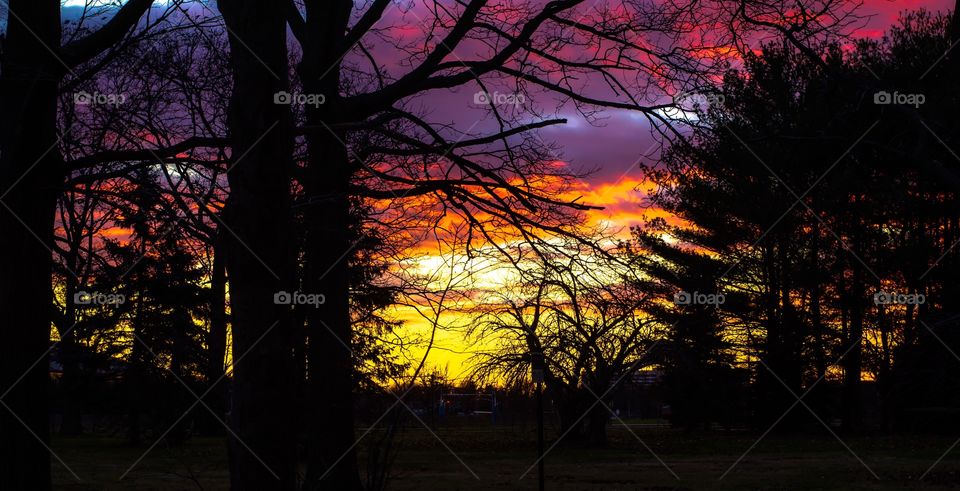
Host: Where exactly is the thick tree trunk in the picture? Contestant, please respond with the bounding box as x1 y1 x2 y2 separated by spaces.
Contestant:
300 2 365 489
219 1 298 488
0 1 62 489
302 138 362 489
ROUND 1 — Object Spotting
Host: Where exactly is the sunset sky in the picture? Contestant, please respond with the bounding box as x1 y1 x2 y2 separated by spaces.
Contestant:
394 0 957 381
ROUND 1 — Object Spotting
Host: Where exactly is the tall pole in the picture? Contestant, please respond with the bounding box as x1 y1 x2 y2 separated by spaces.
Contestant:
537 379 545 491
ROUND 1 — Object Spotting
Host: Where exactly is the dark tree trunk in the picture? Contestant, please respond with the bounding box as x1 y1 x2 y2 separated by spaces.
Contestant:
758 242 795 431
585 406 608 446
0 0 153 485
877 305 893 432
199 227 229 436
127 236 149 445
557 402 586 442
553 389 608 446
809 226 827 381
59 273 83 436
208 229 228 386
219 1 298 488
841 262 864 433
0 1 62 488
302 133 362 490
299 2 364 489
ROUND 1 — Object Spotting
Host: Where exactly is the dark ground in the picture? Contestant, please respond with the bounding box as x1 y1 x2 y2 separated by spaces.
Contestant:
50 421 960 490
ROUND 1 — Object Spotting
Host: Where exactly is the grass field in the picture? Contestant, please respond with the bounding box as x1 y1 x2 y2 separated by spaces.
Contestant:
50 423 960 490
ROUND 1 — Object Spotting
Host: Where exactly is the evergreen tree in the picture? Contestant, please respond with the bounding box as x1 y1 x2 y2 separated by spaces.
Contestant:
630 219 747 429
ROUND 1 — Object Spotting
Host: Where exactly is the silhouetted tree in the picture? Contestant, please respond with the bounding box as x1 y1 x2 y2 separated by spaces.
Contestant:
641 8 960 433
630 219 747 429
0 2 173 487
470 238 658 444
